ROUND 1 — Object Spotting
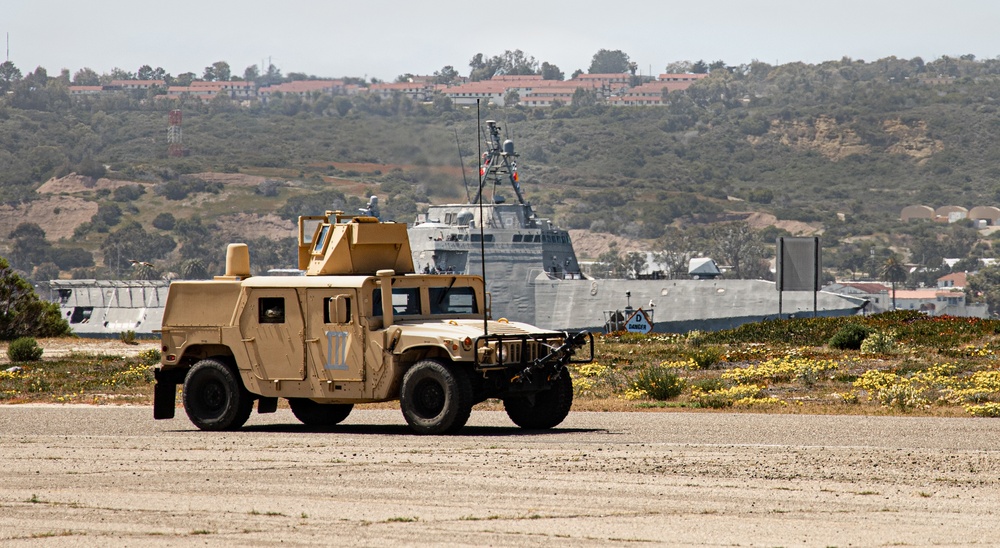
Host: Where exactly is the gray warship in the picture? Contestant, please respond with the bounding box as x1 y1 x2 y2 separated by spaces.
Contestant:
408 120 867 333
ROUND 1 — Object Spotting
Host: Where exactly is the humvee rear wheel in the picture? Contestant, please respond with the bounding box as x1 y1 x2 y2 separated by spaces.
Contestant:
503 367 573 430
182 359 254 431
400 359 473 434
288 398 353 426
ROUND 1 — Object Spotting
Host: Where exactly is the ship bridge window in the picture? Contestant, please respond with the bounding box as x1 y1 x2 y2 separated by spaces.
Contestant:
259 297 285 324
429 287 477 315
57 289 72 304
470 234 494 243
513 234 523 243
69 307 93 324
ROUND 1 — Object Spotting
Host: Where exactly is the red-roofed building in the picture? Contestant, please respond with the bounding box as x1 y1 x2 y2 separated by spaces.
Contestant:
826 280 987 317
607 81 699 106
109 80 166 90
68 85 104 96
520 82 602 107
658 73 709 84
937 272 967 289
258 79 345 102
367 81 433 101
188 81 255 99
444 81 513 106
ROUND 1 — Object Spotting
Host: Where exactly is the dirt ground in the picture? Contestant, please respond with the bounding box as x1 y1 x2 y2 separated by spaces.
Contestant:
1 406 998 546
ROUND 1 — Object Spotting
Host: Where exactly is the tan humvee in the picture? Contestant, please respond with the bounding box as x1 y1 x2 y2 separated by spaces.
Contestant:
153 212 592 434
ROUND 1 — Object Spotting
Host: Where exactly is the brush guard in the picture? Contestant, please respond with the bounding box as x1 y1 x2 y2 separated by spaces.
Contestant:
473 330 593 384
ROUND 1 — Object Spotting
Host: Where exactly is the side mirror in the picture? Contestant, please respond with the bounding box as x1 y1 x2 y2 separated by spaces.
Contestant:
328 296 349 324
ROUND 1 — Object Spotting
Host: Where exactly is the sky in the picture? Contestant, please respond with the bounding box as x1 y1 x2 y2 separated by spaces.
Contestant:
6 1 1000 81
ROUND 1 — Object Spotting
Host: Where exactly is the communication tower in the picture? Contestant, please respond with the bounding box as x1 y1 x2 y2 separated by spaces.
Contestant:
167 110 184 157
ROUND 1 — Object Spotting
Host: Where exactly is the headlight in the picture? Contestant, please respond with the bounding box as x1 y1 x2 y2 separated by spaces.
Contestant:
495 344 506 363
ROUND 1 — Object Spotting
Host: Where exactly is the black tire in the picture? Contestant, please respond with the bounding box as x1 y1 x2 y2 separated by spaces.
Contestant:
288 398 353 426
182 359 254 431
503 367 573 430
400 359 473 434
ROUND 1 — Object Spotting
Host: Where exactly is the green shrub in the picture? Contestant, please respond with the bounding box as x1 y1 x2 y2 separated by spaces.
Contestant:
632 364 685 400
829 324 873 350
860 331 895 354
690 346 722 368
7 337 43 362
691 377 725 393
119 330 137 345
137 348 161 366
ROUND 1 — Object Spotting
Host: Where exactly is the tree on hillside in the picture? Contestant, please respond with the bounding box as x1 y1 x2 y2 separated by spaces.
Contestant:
469 50 539 81
174 72 196 86
8 223 51 272
243 64 260 83
262 63 282 86
72 67 100 86
691 60 709 74
0 60 23 92
101 221 177 277
588 49 630 74
968 265 1000 317
879 255 907 310
433 65 459 85
137 65 167 81
710 222 767 279
541 62 564 81
664 61 692 73
109 67 135 81
0 256 70 340
203 61 231 82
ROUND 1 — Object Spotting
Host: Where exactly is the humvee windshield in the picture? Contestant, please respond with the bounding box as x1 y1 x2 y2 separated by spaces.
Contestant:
371 285 478 316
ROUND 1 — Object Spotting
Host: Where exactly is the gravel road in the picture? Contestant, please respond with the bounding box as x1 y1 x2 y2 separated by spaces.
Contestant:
1 406 999 546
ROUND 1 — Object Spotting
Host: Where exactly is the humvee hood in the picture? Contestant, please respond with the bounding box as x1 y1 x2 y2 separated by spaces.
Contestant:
395 319 561 339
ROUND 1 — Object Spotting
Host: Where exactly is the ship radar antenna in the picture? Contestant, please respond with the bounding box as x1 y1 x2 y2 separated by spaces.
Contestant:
455 128 471 203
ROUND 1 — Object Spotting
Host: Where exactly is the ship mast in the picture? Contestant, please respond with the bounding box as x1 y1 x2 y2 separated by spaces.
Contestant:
471 120 525 206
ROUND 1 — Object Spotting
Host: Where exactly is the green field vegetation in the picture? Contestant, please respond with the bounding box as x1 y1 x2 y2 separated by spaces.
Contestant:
575 311 1000 416
3 312 1000 417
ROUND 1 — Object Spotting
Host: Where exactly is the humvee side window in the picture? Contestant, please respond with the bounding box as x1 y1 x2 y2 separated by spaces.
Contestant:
259 297 285 324
323 296 352 324
371 287 421 316
429 287 476 314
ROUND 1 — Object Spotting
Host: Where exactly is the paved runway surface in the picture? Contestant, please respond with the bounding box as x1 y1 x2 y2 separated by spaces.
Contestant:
2 405 999 546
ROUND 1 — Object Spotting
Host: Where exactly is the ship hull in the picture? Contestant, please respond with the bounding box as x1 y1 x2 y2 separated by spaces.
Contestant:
529 277 866 333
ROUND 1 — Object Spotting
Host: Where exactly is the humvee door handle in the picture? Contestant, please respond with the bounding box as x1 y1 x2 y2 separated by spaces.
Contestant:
241 337 255 343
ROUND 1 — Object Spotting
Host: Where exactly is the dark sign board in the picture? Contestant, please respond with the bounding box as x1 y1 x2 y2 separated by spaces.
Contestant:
776 237 821 292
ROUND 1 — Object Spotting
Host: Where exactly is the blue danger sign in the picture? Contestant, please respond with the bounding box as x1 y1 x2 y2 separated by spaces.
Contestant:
625 309 652 334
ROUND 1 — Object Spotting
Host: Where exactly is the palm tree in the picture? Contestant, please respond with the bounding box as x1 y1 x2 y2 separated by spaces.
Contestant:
880 255 907 310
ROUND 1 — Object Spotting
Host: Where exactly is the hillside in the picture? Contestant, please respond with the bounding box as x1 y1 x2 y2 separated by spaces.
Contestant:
3 55 1000 284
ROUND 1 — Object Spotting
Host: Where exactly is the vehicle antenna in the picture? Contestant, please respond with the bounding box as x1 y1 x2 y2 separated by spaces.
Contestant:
477 99 488 335
455 128 471 203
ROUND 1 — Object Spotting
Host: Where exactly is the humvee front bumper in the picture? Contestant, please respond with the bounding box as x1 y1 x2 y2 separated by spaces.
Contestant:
473 330 594 373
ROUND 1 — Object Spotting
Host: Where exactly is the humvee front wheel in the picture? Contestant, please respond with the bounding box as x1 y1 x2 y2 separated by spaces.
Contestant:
288 398 353 426
503 367 573 429
400 359 473 434
182 359 254 431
